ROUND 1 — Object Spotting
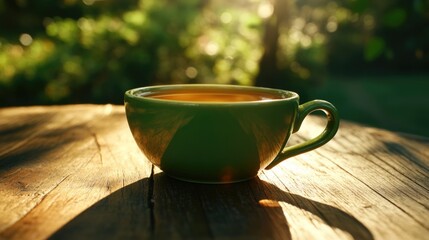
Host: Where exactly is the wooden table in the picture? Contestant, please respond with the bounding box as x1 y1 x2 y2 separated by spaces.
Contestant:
0 104 428 240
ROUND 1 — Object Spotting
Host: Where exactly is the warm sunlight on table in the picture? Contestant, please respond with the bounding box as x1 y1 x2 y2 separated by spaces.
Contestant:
0 105 428 240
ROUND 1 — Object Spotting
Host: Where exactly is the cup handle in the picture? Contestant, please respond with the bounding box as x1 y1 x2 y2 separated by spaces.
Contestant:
265 100 339 170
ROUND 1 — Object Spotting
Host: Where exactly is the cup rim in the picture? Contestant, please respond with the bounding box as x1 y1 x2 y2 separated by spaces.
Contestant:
124 84 299 106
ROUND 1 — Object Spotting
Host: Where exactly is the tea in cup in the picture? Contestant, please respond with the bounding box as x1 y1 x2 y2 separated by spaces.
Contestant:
124 84 339 183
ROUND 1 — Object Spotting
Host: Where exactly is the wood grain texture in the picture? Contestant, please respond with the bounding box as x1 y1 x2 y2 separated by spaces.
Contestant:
0 105 428 240
0 105 151 239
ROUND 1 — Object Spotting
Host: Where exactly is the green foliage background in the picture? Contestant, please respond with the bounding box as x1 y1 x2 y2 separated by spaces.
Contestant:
0 0 428 106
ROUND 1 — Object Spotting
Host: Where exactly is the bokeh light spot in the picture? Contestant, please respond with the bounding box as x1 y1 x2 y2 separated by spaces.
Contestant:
220 12 232 24
305 23 318 35
19 33 33 46
258 2 274 19
82 0 95 6
185 67 198 79
326 21 338 32
205 42 219 56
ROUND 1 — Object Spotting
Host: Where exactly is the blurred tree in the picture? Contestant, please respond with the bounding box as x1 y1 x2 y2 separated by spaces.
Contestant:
255 0 333 97
0 0 428 106
0 0 206 105
327 0 429 74
255 0 294 89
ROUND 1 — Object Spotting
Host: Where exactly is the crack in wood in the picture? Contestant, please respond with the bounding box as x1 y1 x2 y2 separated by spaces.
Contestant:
39 174 71 204
89 131 103 164
148 164 155 233
3 174 71 234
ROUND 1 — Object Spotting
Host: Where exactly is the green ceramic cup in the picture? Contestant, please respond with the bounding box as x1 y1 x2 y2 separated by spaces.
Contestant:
124 84 339 183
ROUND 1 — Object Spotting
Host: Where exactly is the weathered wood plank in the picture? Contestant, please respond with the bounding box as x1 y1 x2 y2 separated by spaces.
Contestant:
49 177 152 239
1 105 428 240
263 117 429 240
151 168 293 240
0 105 152 240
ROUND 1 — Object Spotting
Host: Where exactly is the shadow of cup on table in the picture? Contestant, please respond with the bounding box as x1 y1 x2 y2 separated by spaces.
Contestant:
49 173 373 240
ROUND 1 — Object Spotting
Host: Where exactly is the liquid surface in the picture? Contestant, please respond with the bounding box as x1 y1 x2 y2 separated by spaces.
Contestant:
147 91 281 102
